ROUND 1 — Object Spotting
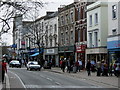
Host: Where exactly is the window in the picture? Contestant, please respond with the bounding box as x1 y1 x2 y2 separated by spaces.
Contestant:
50 39 52 47
54 37 57 46
78 30 80 42
71 31 73 40
54 24 57 33
65 14 69 24
95 13 98 25
112 5 117 19
42 22 43 32
89 15 92 26
77 8 80 20
50 25 52 34
61 33 64 46
89 33 92 47
65 32 68 45
83 30 85 41
61 16 64 25
94 32 98 47
112 29 117 35
70 12 74 22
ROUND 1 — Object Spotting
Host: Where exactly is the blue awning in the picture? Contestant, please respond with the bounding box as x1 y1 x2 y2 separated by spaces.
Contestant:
30 53 39 56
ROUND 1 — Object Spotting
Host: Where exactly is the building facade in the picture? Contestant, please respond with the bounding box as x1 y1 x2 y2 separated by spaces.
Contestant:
58 3 76 64
44 12 59 66
107 1 120 65
13 14 24 59
86 1 108 63
74 1 91 68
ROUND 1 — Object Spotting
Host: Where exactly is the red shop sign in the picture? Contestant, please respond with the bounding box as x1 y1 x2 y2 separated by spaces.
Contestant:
76 45 86 53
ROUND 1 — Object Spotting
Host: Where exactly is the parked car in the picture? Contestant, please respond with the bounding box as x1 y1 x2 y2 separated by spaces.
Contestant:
27 61 41 71
9 60 21 68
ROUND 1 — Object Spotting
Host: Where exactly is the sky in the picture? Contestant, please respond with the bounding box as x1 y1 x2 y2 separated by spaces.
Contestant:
1 0 74 46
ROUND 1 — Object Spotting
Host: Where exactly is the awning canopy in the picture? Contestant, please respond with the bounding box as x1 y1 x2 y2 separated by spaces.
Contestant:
30 53 39 56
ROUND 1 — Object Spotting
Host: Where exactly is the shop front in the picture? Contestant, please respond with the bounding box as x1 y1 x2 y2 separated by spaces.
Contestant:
44 48 59 67
107 38 120 66
59 45 75 66
75 44 87 68
86 47 107 65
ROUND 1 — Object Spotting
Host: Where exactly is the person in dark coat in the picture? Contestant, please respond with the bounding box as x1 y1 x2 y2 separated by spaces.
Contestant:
61 60 66 72
86 60 91 76
96 61 101 76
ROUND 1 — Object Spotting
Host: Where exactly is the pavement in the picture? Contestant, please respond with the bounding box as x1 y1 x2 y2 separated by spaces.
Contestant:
1 73 10 90
48 67 120 89
1 67 120 89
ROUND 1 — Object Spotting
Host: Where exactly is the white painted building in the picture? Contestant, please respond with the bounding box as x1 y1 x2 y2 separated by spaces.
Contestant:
13 14 23 59
107 1 120 65
44 12 59 66
86 1 108 62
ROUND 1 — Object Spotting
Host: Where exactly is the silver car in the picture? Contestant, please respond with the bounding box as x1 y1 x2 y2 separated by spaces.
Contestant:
27 61 41 71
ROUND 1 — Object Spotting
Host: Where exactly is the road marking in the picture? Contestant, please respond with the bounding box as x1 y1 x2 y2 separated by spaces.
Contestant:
5 73 10 89
8 71 27 89
46 78 53 81
25 85 102 88
55 82 61 85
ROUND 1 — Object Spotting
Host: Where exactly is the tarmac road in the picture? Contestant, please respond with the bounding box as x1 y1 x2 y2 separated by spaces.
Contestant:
7 68 118 90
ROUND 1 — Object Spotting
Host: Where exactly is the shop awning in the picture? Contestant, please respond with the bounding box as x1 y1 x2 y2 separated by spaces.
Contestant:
30 53 39 56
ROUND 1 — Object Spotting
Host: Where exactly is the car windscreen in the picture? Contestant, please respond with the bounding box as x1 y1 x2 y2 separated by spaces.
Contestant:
10 61 20 64
29 62 38 65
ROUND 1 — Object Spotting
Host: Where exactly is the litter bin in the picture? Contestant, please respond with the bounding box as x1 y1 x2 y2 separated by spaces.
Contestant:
73 66 77 73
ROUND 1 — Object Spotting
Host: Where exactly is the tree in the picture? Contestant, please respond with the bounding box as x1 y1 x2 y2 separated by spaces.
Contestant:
22 17 47 61
0 0 44 36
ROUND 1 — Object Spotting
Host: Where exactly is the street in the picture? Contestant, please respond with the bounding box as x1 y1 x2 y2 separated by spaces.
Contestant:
6 67 118 90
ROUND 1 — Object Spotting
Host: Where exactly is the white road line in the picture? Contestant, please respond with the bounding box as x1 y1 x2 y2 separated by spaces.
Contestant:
46 78 53 81
5 73 10 89
25 85 102 88
8 71 27 89
55 82 61 85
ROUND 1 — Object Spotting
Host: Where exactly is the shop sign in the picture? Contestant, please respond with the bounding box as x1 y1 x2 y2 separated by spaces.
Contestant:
76 45 86 53
21 41 25 45
107 40 120 49
47 49 54 54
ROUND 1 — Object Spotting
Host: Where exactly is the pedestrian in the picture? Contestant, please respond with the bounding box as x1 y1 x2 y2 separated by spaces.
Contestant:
2 58 7 83
115 63 120 77
61 59 66 72
66 59 71 73
109 63 113 76
78 59 82 72
86 60 91 76
91 59 96 72
101 61 104 76
96 61 101 76
75 60 79 72
60 60 63 69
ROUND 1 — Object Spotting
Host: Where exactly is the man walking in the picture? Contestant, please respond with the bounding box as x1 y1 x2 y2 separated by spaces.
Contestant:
78 59 82 72
86 60 91 76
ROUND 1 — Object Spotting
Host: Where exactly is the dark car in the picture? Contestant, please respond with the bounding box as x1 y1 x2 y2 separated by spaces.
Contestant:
9 60 21 68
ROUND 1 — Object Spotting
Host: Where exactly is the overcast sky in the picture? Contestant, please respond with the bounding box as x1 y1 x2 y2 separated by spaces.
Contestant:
1 0 74 46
